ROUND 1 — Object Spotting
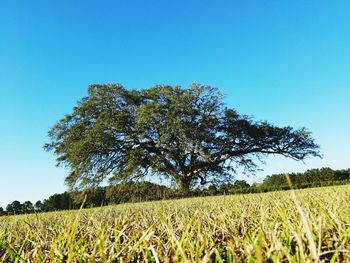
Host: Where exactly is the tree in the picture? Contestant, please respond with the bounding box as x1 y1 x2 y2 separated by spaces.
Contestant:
35 200 43 212
45 84 320 192
233 180 250 188
206 185 219 195
105 182 175 204
6 200 22 214
71 187 106 208
41 193 74 211
0 207 4 216
22 201 34 214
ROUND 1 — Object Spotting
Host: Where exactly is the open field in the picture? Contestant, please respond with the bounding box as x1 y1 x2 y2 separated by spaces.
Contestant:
1 185 350 262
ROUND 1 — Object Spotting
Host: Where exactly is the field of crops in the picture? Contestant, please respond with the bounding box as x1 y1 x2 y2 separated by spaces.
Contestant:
1 185 350 262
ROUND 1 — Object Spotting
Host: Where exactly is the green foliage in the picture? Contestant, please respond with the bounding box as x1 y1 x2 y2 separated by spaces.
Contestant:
40 192 76 212
34 200 43 211
45 83 320 191
6 201 22 215
262 168 350 187
22 201 34 213
2 168 349 216
105 182 175 204
1 185 350 261
70 186 107 207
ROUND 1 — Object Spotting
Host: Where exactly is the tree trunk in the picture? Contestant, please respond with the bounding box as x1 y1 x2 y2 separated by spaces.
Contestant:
178 177 192 194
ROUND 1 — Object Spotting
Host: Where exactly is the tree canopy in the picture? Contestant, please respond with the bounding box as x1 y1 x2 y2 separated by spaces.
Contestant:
45 84 320 191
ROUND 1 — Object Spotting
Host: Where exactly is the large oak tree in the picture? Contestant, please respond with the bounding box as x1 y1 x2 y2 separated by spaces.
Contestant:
45 84 320 192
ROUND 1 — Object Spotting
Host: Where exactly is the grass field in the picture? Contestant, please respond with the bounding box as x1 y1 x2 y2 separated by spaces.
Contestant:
1 185 350 262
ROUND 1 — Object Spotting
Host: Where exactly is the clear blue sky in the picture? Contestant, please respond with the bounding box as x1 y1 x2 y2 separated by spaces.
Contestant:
1 1 349 208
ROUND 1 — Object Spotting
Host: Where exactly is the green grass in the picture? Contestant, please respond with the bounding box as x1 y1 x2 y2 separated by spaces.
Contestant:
1 185 350 262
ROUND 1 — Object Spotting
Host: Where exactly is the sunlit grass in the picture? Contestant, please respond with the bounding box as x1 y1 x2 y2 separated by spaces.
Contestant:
1 185 350 262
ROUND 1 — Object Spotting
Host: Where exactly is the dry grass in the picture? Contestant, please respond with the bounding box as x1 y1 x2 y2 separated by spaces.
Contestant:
1 185 350 262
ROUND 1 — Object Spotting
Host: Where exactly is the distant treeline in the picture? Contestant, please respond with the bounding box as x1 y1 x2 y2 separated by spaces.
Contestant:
1 167 350 216
221 167 350 195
